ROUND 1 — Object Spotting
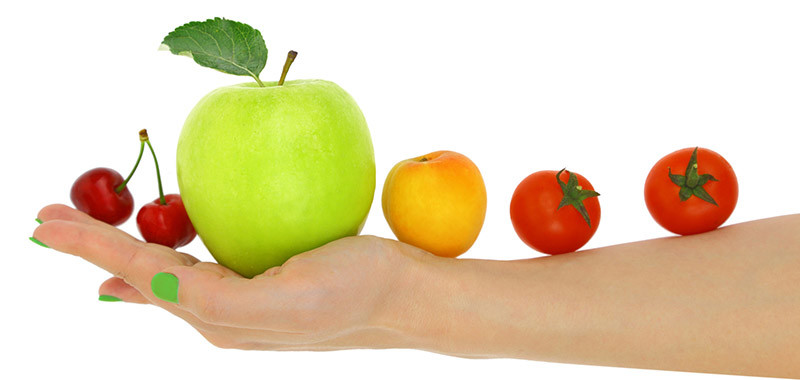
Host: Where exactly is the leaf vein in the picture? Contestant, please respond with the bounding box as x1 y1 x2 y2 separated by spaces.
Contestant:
187 26 223 56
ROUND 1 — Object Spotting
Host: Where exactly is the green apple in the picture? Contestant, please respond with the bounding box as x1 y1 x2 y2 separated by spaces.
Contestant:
176 79 375 278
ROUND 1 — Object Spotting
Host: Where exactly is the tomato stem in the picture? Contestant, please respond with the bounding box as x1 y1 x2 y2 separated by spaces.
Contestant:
667 147 719 206
556 168 600 227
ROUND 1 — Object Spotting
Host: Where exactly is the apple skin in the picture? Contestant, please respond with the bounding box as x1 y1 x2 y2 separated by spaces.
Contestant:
382 151 487 258
177 80 375 278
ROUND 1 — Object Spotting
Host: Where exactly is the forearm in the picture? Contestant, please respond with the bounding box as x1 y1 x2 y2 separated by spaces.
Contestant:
385 214 800 377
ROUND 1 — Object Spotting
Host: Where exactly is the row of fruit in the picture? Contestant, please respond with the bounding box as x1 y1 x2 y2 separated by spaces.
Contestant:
383 147 737 257
69 140 736 260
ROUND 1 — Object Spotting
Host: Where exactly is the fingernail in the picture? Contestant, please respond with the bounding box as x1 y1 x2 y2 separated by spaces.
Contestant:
35 218 43 224
98 295 122 302
29 236 49 248
151 272 179 304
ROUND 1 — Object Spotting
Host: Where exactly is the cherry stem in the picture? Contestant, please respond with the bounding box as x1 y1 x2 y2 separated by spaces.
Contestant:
278 50 298 86
140 129 167 205
115 139 145 193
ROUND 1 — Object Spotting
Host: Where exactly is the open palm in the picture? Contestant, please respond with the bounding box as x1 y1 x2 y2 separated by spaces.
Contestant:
33 204 429 351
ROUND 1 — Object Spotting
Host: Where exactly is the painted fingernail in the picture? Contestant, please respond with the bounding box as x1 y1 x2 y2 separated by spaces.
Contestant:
151 272 179 304
98 295 122 302
29 236 49 248
35 218 43 224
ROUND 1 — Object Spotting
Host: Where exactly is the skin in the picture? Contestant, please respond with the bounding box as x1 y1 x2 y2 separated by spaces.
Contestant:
32 204 800 378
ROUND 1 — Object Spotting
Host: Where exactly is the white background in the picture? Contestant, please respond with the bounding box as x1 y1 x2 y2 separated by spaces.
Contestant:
2 0 798 379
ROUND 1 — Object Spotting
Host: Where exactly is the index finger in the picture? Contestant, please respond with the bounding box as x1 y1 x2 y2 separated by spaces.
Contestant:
35 203 201 265
32 219 190 289
38 203 126 230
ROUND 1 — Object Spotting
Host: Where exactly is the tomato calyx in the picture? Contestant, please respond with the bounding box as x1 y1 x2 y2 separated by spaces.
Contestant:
556 168 600 227
667 147 719 206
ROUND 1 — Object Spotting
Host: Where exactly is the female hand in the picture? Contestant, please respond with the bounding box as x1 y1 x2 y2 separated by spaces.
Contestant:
32 203 431 351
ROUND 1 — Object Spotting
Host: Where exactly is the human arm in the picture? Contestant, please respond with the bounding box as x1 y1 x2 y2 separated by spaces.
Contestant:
388 213 800 378
32 204 800 377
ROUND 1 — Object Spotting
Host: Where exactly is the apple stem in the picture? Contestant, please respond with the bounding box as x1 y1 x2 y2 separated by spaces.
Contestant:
278 50 298 86
140 129 167 206
116 139 146 194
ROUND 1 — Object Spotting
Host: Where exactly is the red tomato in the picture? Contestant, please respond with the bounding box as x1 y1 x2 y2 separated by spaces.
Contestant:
510 169 600 255
644 147 738 235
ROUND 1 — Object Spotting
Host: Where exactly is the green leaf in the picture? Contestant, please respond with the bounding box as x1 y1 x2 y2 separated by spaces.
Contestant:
696 173 718 187
556 168 569 194
684 147 700 177
556 169 570 210
556 198 570 210
576 203 592 227
578 189 601 200
692 186 718 206
566 171 579 191
679 186 693 201
161 18 267 86
668 167 686 187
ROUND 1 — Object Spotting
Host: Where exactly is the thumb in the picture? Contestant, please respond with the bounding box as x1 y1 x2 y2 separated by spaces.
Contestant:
150 265 275 327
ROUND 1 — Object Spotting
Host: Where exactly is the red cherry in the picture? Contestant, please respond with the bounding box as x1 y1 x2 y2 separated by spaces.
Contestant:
70 168 134 226
136 194 196 249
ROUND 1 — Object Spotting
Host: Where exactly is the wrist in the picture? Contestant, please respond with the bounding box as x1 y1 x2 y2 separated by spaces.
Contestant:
365 240 453 351
372 241 543 358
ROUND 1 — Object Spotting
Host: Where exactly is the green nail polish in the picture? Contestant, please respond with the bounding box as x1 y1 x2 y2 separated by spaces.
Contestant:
30 237 49 248
151 272 179 303
35 218 43 224
99 295 122 302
